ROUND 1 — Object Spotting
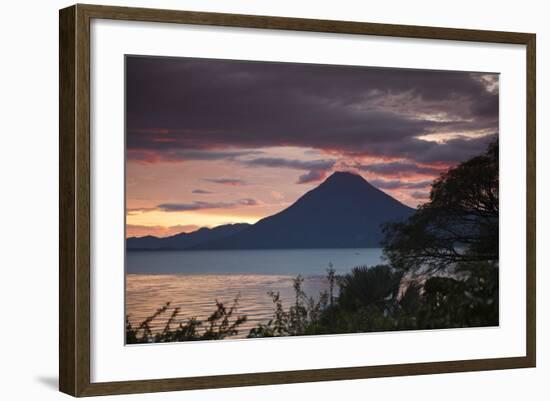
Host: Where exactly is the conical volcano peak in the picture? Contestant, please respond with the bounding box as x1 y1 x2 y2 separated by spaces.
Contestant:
320 171 372 189
327 170 363 180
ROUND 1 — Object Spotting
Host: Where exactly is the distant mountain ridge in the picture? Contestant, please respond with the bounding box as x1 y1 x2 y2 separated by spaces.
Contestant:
127 223 251 250
127 172 415 251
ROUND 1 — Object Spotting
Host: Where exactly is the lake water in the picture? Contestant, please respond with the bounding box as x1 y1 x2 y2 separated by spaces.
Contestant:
126 248 384 338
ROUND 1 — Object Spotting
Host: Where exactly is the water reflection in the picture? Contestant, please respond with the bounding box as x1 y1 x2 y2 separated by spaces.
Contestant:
126 274 329 338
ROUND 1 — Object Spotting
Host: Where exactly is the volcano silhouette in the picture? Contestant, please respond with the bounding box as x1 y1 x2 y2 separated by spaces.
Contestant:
193 171 414 249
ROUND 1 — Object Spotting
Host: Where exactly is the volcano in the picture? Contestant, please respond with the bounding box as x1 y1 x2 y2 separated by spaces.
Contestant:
194 171 414 249
128 172 415 250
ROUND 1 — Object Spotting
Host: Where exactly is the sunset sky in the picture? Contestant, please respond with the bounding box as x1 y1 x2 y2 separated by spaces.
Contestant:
126 56 498 238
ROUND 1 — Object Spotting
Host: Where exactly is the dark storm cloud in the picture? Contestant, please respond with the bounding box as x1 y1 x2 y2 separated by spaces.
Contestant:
127 149 262 163
370 179 433 190
358 161 443 177
157 198 259 212
126 56 498 165
192 189 214 194
244 157 335 171
412 134 497 163
156 202 226 212
297 170 330 184
203 178 248 186
345 132 497 164
243 157 336 184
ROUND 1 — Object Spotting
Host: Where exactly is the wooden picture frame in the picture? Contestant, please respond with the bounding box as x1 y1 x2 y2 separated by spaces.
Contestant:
59 3 536 397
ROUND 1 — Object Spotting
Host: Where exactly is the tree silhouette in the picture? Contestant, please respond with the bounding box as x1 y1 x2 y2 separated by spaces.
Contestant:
382 140 498 275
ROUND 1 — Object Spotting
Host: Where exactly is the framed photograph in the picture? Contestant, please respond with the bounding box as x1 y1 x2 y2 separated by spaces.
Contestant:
59 4 536 397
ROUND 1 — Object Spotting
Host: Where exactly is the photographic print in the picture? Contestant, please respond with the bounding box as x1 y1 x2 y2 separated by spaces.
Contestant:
125 56 499 344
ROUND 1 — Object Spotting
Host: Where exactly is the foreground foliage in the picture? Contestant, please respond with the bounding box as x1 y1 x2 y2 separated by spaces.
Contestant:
126 298 247 343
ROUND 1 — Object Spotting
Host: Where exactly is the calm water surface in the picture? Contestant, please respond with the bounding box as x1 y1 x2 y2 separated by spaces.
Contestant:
126 248 383 338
